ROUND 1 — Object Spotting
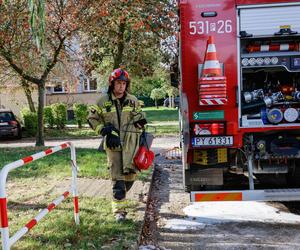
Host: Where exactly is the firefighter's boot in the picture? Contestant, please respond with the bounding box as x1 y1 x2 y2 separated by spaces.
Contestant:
112 199 128 222
115 211 127 222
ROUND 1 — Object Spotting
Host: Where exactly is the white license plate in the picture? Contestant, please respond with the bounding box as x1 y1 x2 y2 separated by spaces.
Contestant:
0 122 8 126
192 136 233 147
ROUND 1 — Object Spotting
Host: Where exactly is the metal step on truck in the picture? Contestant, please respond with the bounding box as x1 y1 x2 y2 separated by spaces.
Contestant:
179 0 300 202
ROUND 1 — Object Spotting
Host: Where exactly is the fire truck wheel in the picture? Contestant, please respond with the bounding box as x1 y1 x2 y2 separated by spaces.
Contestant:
286 162 300 188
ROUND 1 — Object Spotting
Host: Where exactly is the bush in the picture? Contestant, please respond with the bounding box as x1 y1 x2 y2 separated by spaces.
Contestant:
51 103 67 129
73 103 88 128
44 106 55 128
20 108 37 136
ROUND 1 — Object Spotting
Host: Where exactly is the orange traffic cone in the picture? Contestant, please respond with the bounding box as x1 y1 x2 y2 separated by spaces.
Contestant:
202 36 222 77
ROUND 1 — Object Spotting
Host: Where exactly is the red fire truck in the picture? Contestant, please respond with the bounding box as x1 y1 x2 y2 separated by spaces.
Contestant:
179 0 300 201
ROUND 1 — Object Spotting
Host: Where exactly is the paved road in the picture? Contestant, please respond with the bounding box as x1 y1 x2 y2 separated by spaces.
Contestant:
0 136 180 155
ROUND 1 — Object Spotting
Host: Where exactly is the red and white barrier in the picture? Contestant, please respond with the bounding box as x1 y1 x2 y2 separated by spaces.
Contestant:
0 142 79 250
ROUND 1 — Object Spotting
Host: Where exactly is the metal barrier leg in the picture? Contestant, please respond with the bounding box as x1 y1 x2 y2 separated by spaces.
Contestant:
70 142 80 225
0 142 80 249
0 198 9 250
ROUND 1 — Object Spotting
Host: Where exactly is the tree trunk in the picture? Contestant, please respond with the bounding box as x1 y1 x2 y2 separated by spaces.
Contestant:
113 19 126 69
21 79 36 113
155 99 158 109
36 83 45 146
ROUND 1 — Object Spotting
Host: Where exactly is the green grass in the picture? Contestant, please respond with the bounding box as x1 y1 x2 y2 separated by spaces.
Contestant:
146 124 179 136
9 196 140 249
142 106 179 122
45 128 97 138
0 147 151 181
0 147 107 179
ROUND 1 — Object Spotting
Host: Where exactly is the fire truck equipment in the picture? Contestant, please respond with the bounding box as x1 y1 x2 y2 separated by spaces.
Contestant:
247 43 300 53
242 92 284 114
280 85 294 95
202 36 222 77
293 91 300 101
284 108 299 122
263 92 284 107
243 89 264 103
267 108 283 124
199 36 227 106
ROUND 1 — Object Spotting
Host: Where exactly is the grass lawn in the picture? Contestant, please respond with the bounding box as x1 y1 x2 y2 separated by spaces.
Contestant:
146 124 179 136
0 147 108 179
0 147 150 181
142 106 179 122
9 196 140 249
45 127 97 138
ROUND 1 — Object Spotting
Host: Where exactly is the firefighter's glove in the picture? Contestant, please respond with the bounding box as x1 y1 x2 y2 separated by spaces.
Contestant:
100 124 115 136
133 118 147 129
101 124 121 149
106 130 121 149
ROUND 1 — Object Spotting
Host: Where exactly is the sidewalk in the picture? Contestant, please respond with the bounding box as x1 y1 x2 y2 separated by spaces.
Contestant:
54 177 149 202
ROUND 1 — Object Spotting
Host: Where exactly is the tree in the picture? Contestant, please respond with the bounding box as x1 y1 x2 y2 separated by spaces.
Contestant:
80 0 178 78
0 58 36 112
0 0 107 145
164 86 179 108
150 88 166 109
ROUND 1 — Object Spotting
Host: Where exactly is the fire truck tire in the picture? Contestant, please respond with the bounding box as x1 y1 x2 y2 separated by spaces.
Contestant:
286 162 300 188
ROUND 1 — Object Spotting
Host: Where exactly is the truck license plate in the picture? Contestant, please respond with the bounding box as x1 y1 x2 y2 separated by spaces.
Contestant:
192 136 233 147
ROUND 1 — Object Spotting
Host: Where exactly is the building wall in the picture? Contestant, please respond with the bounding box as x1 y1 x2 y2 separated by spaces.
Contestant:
46 92 100 109
0 85 100 119
0 85 38 118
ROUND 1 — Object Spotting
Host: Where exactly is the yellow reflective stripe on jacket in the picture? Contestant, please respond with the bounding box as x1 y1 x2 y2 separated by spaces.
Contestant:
111 130 119 137
111 199 129 213
102 106 117 114
95 124 103 135
123 107 133 112
89 105 102 114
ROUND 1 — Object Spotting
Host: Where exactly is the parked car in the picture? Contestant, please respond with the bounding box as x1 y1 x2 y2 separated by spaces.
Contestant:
0 109 22 139
163 96 180 107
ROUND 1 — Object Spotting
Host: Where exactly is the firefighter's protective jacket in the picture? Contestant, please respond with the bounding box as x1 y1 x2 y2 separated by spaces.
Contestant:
87 92 144 180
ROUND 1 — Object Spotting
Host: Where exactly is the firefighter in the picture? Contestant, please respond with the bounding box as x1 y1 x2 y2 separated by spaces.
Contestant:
87 68 147 222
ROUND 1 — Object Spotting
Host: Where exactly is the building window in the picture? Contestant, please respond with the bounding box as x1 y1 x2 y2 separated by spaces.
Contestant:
53 83 64 93
82 77 97 92
89 79 97 91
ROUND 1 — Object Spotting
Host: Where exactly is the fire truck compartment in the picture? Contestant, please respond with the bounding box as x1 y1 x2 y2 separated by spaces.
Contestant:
239 3 300 37
239 36 300 128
